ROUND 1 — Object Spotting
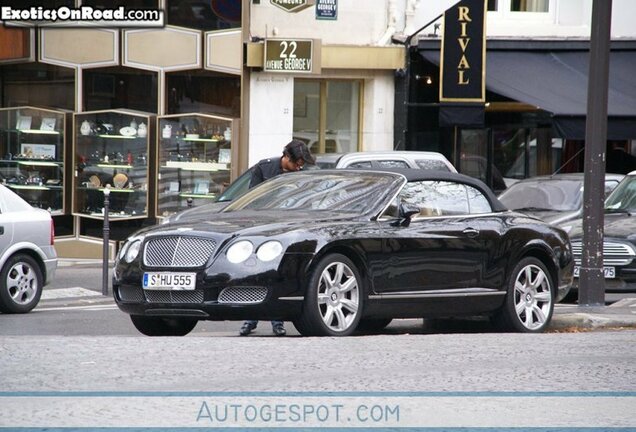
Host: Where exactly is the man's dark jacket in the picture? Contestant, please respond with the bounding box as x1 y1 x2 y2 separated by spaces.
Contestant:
249 157 283 188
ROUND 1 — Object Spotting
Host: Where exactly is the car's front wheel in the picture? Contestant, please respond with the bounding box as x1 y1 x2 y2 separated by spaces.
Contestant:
494 257 554 332
294 254 363 336
130 315 198 336
0 254 43 314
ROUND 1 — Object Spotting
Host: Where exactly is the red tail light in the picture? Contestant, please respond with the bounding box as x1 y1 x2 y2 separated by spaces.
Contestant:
50 219 55 245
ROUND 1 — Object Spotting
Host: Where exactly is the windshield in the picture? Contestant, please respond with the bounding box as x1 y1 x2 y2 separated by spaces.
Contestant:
498 179 582 212
605 176 636 211
215 169 252 202
223 171 403 214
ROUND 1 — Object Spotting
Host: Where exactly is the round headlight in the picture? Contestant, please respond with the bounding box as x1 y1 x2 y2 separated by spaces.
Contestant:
226 240 254 264
256 241 283 262
118 242 129 260
125 240 142 263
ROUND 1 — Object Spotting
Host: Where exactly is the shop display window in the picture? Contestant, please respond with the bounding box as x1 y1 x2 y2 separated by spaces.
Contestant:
166 70 240 117
157 113 236 218
83 67 158 114
73 109 155 221
0 63 75 111
0 106 68 215
167 0 241 31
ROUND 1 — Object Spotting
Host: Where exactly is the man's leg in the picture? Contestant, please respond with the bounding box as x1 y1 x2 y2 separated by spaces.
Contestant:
271 320 286 336
239 320 258 336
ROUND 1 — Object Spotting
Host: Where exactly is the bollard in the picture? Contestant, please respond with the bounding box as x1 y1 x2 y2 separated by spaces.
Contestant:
102 185 111 296
187 197 193 208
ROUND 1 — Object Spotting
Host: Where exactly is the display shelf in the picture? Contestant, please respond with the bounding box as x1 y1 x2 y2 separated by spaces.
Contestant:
73 109 155 220
156 113 237 218
0 106 69 214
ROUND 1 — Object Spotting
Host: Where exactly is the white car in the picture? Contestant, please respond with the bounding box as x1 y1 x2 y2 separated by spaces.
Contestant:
0 184 57 313
315 151 457 173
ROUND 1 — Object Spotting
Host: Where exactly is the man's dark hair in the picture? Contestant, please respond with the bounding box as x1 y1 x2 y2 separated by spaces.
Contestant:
283 139 315 164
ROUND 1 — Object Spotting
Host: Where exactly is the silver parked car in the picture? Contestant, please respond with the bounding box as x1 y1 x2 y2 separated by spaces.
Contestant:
498 173 624 225
0 184 57 313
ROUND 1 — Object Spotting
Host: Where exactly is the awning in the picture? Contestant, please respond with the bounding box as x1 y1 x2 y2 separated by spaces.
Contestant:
420 48 636 139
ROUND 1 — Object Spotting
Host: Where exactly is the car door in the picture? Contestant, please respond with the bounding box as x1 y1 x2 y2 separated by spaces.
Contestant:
373 180 503 293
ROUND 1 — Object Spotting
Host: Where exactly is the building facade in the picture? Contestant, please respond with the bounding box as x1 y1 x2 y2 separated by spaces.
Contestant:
0 0 635 257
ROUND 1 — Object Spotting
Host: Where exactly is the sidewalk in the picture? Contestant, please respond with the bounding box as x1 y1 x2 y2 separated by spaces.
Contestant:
551 298 636 331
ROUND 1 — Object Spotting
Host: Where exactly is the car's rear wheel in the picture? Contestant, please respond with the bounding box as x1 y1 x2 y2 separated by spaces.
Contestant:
294 254 363 336
494 257 554 332
0 254 43 314
356 318 393 333
130 315 198 336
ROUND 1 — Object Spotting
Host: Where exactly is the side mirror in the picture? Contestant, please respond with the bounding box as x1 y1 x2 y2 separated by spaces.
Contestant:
392 203 420 227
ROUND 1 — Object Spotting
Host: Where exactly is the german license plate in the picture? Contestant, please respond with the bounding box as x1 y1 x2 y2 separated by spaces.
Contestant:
143 272 196 290
573 266 615 279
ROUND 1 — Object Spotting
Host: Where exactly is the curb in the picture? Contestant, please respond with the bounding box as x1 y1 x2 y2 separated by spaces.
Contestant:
550 313 636 330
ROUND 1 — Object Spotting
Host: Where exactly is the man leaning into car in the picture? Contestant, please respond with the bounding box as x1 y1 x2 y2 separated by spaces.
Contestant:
239 139 316 336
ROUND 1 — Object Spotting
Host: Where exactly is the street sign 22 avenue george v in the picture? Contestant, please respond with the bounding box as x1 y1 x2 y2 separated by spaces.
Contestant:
264 39 316 73
270 0 315 13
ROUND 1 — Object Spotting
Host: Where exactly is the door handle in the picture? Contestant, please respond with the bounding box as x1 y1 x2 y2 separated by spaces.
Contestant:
0 226 3 235
462 228 479 238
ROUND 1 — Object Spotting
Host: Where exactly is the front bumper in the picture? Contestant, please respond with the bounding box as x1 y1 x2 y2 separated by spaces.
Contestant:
113 253 312 321
114 282 304 321
571 272 636 293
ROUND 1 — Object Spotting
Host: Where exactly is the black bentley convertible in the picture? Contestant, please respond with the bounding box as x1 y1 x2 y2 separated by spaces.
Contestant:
113 169 573 336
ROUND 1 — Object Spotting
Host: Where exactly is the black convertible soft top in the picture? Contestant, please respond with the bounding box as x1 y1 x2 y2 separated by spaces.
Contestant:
322 168 508 213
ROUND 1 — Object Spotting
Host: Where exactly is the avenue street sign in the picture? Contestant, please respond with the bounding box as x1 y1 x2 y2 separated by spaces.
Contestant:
270 0 315 13
264 38 315 73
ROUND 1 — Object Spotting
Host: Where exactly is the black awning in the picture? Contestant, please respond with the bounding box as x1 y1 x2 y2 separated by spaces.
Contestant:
420 48 636 139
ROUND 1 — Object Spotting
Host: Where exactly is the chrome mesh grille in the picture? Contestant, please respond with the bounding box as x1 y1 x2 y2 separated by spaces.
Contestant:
218 287 268 304
571 240 636 266
144 236 216 267
144 290 204 304
118 285 145 302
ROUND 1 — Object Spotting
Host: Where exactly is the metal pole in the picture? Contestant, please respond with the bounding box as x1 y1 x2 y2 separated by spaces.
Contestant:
102 185 111 296
579 0 612 306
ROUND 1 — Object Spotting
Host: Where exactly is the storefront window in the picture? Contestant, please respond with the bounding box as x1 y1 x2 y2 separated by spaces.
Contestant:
167 0 241 31
0 63 74 111
166 70 240 117
511 0 549 12
488 0 550 13
293 79 361 154
83 67 158 113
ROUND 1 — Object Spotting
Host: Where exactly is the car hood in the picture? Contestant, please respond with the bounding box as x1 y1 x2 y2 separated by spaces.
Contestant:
568 213 636 239
137 210 364 239
520 210 579 225
168 201 230 223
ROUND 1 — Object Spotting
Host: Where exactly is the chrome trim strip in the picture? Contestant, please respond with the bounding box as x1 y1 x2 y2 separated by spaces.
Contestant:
369 291 505 300
278 296 304 301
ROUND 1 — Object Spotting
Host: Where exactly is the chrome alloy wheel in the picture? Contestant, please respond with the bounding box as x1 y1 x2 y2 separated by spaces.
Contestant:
513 264 553 330
7 261 38 306
316 261 360 332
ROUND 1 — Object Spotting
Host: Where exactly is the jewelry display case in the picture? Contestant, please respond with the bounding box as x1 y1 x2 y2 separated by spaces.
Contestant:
0 106 69 215
73 109 155 220
156 113 237 218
